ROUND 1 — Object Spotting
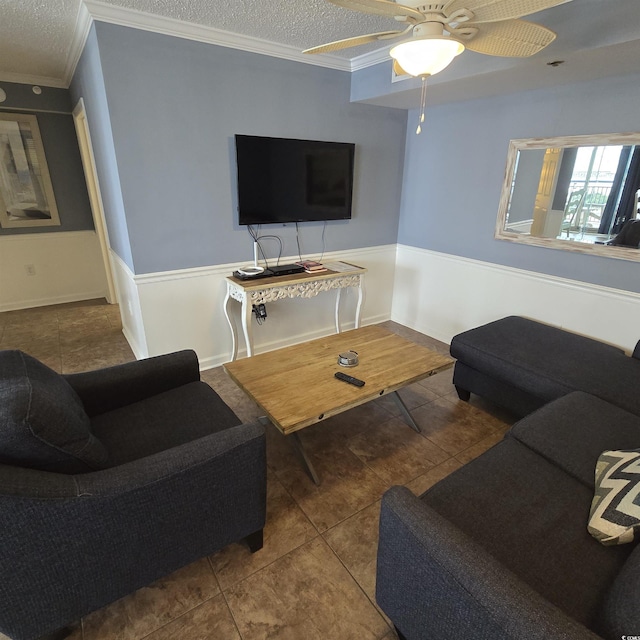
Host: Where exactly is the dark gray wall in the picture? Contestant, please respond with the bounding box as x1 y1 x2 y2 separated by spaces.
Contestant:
0 82 93 236
85 22 407 275
397 72 640 293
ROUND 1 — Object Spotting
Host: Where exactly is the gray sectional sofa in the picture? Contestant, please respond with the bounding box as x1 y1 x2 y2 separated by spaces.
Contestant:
450 315 640 418
376 317 640 640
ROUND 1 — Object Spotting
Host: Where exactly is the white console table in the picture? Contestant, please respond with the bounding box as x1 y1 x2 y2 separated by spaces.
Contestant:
223 263 366 360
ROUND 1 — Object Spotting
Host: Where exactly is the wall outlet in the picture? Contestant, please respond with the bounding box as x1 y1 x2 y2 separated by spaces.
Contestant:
25 264 36 276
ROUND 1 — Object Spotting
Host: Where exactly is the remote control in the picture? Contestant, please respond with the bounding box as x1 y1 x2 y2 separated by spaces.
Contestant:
335 371 365 387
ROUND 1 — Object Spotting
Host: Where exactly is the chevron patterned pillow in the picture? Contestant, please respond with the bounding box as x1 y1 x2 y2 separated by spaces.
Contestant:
588 449 640 546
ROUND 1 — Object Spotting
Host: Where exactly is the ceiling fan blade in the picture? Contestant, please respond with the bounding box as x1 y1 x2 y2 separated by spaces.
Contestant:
327 0 424 22
303 30 405 54
444 0 572 24
465 19 556 57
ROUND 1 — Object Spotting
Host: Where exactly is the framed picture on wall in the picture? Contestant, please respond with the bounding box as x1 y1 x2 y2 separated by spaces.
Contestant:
0 112 60 228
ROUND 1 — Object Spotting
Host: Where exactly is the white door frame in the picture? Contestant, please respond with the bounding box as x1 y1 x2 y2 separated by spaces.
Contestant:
72 97 118 304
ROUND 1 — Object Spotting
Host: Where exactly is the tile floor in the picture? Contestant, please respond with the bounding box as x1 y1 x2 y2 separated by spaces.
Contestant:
0 300 517 640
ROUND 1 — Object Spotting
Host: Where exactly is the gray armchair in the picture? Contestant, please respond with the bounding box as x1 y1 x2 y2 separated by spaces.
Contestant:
0 349 266 640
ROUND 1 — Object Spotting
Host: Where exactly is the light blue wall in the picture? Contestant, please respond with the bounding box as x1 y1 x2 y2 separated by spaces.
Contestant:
70 26 134 269
0 81 93 236
397 72 640 293
85 22 407 275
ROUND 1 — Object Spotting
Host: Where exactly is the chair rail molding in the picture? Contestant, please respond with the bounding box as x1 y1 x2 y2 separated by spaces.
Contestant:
114 244 397 369
392 244 640 355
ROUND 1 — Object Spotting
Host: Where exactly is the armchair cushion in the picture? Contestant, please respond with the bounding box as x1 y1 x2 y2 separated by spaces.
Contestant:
91 381 242 464
0 350 108 473
64 350 202 417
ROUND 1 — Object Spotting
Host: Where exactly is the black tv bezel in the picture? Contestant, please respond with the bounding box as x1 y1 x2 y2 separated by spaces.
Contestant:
235 134 355 226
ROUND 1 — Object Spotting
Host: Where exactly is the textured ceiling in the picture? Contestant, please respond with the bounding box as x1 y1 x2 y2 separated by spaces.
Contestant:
104 0 395 50
0 0 81 82
0 0 397 85
0 0 639 92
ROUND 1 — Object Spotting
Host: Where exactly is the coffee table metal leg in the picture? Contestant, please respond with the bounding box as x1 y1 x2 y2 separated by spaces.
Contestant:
392 391 420 433
258 416 321 485
290 432 321 485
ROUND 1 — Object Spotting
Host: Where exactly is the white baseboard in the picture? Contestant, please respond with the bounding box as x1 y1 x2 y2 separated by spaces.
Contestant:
0 290 107 313
391 245 640 353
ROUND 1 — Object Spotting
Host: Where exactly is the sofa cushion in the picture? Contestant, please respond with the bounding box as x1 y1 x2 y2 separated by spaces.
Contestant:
509 392 640 488
0 350 109 473
421 438 635 630
91 381 242 465
597 541 640 638
588 449 640 546
450 316 640 416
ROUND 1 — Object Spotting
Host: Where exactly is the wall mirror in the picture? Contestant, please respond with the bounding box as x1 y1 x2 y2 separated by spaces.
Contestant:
495 133 640 262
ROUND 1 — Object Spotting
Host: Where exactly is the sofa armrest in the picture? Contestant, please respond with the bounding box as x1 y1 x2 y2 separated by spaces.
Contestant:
376 486 601 640
0 420 266 640
64 350 201 416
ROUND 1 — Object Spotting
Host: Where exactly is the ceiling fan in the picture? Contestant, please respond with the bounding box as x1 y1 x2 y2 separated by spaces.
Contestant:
304 0 572 131
305 0 571 73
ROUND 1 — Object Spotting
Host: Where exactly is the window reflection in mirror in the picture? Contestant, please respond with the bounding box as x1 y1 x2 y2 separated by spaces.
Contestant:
496 133 640 261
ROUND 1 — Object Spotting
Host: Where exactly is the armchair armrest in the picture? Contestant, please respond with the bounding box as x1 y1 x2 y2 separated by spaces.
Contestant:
0 420 266 640
64 349 201 416
376 486 601 640
75 419 264 496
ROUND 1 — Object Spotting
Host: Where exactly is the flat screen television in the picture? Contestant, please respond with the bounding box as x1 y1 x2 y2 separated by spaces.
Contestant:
235 134 355 225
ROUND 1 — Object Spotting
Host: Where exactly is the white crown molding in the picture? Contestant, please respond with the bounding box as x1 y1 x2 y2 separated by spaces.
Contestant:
75 0 352 75
0 70 67 89
57 0 395 86
63 2 94 88
350 47 392 72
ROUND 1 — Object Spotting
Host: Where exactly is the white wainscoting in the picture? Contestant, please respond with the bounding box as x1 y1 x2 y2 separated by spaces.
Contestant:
0 231 109 312
109 251 148 359
117 245 397 369
391 245 640 354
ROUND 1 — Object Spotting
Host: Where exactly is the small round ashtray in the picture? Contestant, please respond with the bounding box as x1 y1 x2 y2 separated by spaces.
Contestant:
338 350 359 367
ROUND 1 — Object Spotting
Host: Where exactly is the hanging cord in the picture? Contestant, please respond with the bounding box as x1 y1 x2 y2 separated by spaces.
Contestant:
246 225 283 267
257 235 283 266
318 221 327 262
295 222 303 261
416 76 428 135
295 221 327 263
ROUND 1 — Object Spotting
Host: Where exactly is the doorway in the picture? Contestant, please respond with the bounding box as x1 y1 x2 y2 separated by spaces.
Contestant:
72 97 117 304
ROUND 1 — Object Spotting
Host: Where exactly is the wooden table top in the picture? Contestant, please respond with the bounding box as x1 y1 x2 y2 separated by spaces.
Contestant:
226 262 366 291
223 325 453 435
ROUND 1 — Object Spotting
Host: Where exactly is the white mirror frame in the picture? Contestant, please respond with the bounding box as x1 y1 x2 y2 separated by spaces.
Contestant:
495 132 640 262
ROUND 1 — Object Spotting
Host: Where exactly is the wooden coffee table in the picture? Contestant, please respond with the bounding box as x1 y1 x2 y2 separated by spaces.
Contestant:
223 325 453 483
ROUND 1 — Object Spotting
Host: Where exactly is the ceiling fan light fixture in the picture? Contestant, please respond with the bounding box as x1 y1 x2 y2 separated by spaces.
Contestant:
389 36 465 77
